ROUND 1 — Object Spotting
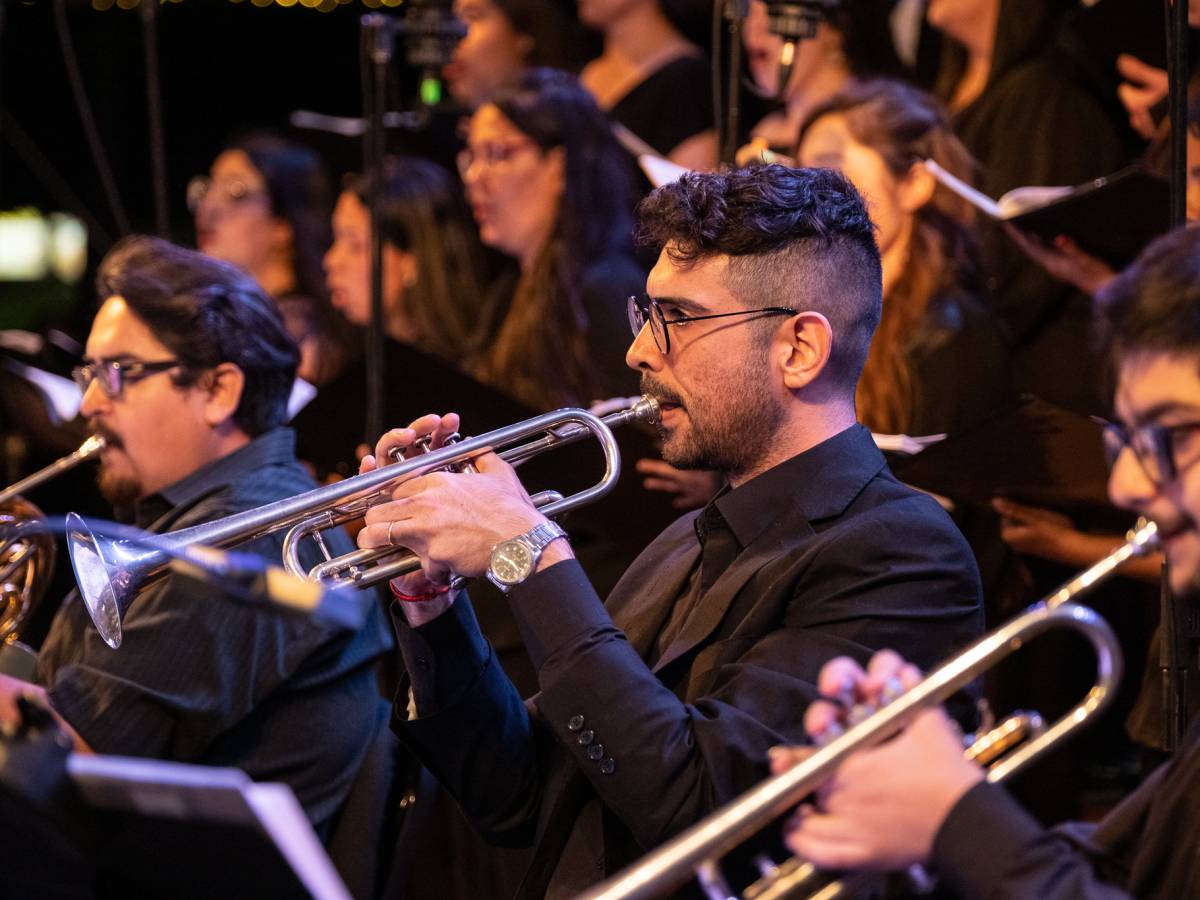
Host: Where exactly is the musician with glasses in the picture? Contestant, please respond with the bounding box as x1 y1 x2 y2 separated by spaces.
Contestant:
357 165 984 896
0 236 392 836
778 225 1200 900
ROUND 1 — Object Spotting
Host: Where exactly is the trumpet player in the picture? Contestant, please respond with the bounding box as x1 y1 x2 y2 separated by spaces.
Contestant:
358 166 984 896
0 236 392 836
780 225 1200 899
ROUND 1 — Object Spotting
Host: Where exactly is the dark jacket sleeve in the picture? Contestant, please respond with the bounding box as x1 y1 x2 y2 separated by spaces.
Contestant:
391 596 545 847
932 781 1133 900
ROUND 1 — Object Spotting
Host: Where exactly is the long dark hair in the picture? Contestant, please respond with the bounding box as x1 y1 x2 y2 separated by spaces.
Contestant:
346 157 491 363
229 132 334 303
826 0 905 79
228 132 354 384
493 0 599 73
476 68 636 410
797 78 982 434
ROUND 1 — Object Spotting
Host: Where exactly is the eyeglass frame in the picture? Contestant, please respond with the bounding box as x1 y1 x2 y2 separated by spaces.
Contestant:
627 293 797 354
72 358 186 401
186 175 270 214
455 138 541 179
1095 415 1200 487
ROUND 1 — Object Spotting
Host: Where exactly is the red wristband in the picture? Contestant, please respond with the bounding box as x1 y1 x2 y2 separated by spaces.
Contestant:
389 580 453 603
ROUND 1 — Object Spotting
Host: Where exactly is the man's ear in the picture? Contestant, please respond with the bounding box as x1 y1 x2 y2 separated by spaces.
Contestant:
779 311 834 391
201 362 246 428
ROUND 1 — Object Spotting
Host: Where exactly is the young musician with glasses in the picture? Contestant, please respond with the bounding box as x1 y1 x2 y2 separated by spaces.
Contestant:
353 164 984 897
0 236 392 836
778 225 1200 900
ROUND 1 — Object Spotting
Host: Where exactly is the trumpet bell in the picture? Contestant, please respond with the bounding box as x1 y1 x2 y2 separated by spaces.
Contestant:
65 512 150 649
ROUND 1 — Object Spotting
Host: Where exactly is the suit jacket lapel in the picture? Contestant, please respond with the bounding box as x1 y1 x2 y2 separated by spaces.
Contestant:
651 527 797 675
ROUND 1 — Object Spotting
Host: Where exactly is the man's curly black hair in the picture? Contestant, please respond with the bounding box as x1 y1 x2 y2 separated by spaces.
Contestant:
634 165 883 388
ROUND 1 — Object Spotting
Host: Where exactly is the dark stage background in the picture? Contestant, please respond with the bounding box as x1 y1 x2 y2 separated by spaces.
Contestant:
0 0 432 337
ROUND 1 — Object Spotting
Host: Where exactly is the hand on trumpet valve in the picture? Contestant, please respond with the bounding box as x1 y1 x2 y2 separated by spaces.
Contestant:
775 650 982 872
357 413 574 621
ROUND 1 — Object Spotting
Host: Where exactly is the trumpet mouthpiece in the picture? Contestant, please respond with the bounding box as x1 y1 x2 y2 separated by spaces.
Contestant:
631 395 661 426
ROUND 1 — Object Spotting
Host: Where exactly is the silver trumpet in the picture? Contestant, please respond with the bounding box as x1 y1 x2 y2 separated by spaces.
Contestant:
65 398 660 650
579 518 1161 900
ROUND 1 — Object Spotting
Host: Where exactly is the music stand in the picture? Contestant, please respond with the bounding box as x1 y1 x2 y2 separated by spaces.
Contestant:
0 733 352 900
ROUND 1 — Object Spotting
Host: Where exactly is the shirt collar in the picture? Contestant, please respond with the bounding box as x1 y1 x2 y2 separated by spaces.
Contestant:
132 428 297 528
707 424 886 549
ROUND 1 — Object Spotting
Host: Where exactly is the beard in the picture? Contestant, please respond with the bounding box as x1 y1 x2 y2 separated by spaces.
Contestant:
96 463 141 507
89 423 141 506
640 352 782 478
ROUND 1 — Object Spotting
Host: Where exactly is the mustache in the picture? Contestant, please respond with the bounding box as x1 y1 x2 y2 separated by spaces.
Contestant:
88 422 122 450
639 375 683 408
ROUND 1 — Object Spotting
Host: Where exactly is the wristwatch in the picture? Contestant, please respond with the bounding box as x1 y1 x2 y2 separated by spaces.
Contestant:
486 521 568 592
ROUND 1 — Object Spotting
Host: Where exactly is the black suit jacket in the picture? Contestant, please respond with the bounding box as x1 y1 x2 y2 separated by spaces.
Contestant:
392 424 984 897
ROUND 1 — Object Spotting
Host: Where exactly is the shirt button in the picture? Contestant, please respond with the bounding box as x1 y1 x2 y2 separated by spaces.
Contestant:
577 729 595 746
598 758 616 776
415 657 430 671
587 744 604 761
567 715 585 732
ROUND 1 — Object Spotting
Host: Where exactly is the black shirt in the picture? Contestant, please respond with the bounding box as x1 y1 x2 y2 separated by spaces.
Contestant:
36 428 393 831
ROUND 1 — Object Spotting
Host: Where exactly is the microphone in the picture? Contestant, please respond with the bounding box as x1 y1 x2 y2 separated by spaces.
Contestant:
169 546 371 632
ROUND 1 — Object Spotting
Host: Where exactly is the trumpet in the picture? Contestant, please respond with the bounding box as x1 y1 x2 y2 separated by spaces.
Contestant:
65 398 660 650
579 518 1161 900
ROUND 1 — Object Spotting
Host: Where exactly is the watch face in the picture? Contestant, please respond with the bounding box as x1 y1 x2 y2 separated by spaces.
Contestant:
491 540 534 585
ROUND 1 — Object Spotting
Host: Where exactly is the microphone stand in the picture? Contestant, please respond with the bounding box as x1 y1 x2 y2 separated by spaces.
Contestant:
361 15 392 447
1165 0 1190 228
358 12 464 444
1158 0 1194 754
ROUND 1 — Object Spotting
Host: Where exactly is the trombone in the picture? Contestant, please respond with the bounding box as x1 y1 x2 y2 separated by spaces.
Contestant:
579 518 1161 900
65 398 660 650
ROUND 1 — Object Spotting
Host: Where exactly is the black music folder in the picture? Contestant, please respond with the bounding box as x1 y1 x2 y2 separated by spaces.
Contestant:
888 396 1122 525
926 161 1170 266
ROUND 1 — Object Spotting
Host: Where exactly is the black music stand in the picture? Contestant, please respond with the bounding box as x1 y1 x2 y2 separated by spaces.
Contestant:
0 716 351 900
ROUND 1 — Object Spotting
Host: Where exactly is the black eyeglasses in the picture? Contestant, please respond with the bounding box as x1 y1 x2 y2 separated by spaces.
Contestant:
626 293 796 354
72 358 183 400
1096 416 1200 486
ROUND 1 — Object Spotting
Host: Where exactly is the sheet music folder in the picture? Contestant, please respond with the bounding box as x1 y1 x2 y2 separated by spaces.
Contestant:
925 161 1169 266
888 396 1124 526
0 749 351 899
1007 167 1169 266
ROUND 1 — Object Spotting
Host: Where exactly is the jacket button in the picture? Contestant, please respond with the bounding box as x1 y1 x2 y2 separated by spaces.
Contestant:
598 758 616 776
577 729 595 746
588 744 604 761
567 715 585 732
